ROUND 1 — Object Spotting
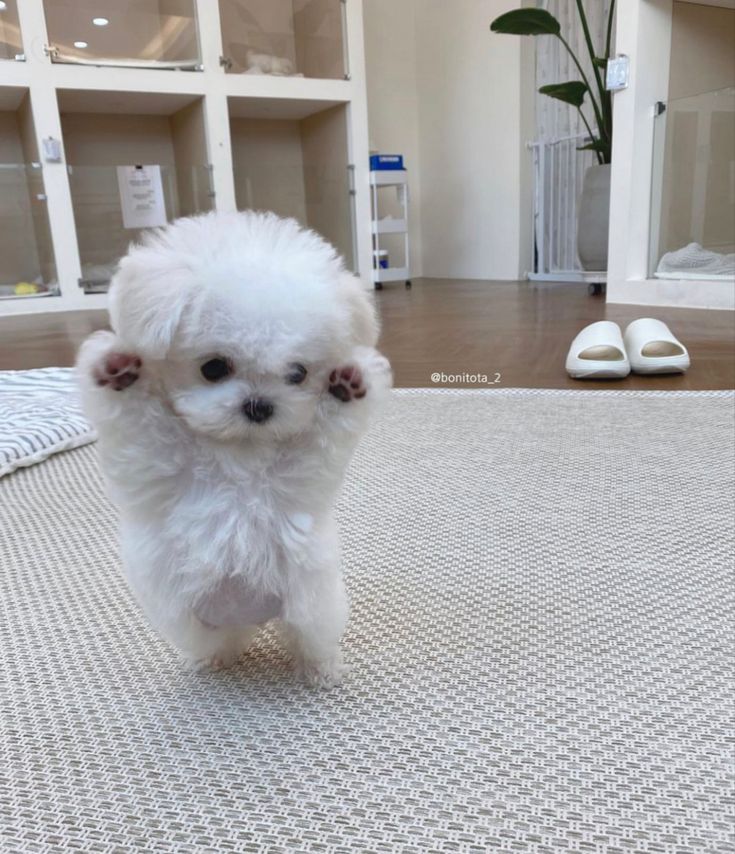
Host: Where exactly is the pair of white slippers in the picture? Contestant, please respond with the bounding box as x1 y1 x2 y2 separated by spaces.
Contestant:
566 318 690 379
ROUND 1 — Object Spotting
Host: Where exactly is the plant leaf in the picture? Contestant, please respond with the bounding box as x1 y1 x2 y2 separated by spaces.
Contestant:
490 9 561 36
539 81 588 108
593 57 608 68
577 140 606 153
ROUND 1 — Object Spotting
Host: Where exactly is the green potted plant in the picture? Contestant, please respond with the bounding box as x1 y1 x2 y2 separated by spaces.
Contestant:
490 2 616 271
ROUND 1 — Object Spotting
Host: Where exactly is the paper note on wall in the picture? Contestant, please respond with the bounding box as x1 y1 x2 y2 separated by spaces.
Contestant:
116 165 167 229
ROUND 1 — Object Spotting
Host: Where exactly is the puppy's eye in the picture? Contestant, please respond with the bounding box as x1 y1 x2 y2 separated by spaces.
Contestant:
286 363 307 385
200 357 232 383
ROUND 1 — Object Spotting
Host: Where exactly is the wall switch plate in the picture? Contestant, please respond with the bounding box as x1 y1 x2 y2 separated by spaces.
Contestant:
606 55 630 91
42 137 63 162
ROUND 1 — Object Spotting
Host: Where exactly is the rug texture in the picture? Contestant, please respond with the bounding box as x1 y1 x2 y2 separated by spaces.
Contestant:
1 389 733 853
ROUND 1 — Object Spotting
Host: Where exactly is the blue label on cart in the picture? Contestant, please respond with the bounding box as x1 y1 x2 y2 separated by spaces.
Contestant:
370 154 405 171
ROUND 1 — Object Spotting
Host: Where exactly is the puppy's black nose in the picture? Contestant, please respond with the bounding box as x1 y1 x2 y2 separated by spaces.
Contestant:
243 398 274 424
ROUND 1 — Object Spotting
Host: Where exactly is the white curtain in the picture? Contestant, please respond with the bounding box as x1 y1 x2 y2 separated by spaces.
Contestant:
536 0 613 141
534 0 613 272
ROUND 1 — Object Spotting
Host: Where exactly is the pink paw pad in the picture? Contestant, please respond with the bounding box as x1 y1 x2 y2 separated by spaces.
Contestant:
328 365 366 402
94 353 142 391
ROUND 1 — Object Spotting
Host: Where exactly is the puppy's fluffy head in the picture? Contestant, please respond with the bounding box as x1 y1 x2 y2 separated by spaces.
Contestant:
108 211 377 442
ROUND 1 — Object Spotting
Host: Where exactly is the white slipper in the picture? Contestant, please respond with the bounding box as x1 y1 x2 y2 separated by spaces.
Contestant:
623 318 690 375
566 321 630 379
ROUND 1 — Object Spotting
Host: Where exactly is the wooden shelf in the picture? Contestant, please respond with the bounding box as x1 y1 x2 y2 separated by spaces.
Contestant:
370 170 407 186
372 218 407 235
374 265 409 283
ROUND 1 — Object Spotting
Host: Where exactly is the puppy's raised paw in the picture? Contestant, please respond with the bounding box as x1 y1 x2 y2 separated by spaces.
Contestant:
94 352 142 391
328 365 366 403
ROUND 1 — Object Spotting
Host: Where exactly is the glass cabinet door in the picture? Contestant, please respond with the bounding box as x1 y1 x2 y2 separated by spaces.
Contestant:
219 0 348 80
67 164 214 292
229 102 355 271
42 1 201 69
650 87 735 280
0 164 58 300
0 1 23 61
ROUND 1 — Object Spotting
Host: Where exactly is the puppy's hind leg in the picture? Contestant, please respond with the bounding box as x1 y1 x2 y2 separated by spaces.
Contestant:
281 571 350 689
193 628 260 672
169 615 259 672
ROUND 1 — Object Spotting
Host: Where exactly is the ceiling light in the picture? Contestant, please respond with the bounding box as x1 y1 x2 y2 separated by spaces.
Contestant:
92 17 109 26
74 41 88 48
0 2 7 11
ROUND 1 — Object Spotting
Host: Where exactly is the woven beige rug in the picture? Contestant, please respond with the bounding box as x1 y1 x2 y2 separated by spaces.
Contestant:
1 389 733 853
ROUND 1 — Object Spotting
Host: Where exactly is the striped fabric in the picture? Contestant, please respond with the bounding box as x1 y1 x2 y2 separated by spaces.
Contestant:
0 367 96 479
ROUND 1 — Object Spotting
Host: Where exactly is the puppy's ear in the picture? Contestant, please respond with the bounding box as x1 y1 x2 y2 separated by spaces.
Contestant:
108 247 196 359
340 273 379 348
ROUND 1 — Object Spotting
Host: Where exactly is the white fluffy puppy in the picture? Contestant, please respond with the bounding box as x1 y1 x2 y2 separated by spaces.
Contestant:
77 211 392 688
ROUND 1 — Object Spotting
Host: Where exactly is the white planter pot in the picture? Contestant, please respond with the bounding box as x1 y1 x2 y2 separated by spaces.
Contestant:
577 163 611 271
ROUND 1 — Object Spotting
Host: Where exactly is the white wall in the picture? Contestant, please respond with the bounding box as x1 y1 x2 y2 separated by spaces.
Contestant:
415 0 524 280
363 0 424 275
364 0 526 281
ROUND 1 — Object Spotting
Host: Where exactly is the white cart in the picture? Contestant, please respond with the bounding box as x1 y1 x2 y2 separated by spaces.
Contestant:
370 169 411 290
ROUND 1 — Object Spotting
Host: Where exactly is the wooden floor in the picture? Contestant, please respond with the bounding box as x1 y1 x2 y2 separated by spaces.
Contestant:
1 279 733 390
